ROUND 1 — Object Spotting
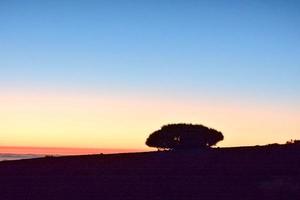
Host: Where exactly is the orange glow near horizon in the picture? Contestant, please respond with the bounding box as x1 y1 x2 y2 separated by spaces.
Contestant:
0 88 299 154
0 146 146 155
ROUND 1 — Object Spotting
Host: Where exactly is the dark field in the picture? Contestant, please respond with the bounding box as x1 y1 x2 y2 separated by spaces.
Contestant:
0 145 299 200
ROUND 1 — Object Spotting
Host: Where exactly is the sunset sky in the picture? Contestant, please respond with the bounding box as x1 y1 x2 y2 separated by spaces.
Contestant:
0 0 299 154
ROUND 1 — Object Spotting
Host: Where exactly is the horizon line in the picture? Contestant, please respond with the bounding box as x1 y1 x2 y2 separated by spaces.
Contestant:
0 146 149 155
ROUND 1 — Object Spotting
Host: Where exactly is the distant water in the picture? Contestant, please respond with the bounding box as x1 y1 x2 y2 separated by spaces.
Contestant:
0 154 44 162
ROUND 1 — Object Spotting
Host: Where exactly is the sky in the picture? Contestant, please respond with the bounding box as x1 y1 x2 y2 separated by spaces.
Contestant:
0 0 299 154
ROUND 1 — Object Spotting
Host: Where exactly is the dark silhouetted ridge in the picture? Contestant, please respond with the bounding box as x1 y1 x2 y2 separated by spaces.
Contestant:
0 145 299 200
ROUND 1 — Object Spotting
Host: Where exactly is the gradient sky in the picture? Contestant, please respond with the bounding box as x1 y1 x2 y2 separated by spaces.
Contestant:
0 0 299 153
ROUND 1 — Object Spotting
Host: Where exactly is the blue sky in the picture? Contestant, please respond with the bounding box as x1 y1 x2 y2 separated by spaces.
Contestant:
1 0 299 107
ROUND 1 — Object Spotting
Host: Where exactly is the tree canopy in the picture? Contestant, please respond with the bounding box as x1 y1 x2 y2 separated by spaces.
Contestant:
146 123 224 150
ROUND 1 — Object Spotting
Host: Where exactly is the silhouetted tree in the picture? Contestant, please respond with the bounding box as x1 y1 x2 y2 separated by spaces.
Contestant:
146 123 224 151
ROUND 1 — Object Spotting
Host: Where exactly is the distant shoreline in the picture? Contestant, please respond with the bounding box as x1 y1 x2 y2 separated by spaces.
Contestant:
0 146 147 156
0 153 45 162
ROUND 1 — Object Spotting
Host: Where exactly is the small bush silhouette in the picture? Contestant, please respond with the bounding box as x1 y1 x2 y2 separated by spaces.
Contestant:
286 139 300 145
146 123 224 151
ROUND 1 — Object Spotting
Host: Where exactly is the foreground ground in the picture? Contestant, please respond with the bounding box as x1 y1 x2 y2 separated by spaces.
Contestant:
0 145 299 200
